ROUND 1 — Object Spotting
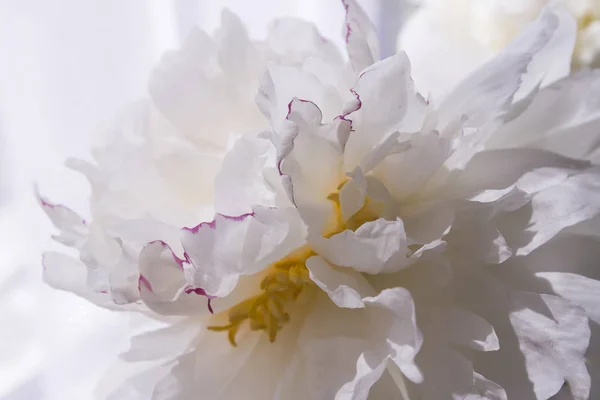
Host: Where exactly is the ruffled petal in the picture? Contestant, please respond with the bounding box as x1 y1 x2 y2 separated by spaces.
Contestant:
213 131 283 215
267 18 343 65
138 241 212 316
181 207 304 297
488 69 600 160
305 255 374 309
536 272 600 324
308 218 413 274
277 287 422 399
37 192 87 248
42 252 114 308
256 65 342 134
149 11 263 149
509 292 591 400
439 8 562 170
502 167 600 256
121 320 201 362
342 0 379 75
342 53 419 171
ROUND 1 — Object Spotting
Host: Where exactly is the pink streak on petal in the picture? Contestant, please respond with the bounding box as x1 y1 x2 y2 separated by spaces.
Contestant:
150 240 186 269
182 211 255 234
184 287 215 314
138 275 153 292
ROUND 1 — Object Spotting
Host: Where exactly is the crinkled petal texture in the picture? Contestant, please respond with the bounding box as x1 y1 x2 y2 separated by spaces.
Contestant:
41 3 600 400
39 9 346 308
250 4 600 399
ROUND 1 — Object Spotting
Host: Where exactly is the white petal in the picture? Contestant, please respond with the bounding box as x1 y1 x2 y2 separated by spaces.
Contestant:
38 193 87 248
213 9 256 78
148 28 220 147
343 53 415 171
338 167 367 222
342 0 379 74
439 8 561 171
438 8 559 133
451 147 589 198
369 256 452 298
267 18 343 65
536 272 600 324
181 207 304 297
278 288 422 399
507 167 600 255
373 130 450 202
305 255 374 309
488 69 600 159
309 218 411 274
138 241 211 316
42 252 113 308
256 65 342 134
512 4 577 101
465 373 507 400
509 292 591 400
150 352 198 400
214 131 281 215
121 320 201 362
277 98 344 213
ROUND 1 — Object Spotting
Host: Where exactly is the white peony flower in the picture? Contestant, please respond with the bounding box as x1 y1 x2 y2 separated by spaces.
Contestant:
39 9 346 308
42 2 600 399
398 0 600 99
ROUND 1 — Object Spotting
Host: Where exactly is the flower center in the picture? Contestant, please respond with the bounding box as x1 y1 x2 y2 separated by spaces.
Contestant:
208 181 380 346
207 246 315 346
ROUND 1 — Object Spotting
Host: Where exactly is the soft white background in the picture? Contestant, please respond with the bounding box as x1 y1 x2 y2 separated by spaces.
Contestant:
0 1 408 398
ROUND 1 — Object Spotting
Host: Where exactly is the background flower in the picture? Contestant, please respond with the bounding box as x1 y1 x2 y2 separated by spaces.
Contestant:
397 0 600 99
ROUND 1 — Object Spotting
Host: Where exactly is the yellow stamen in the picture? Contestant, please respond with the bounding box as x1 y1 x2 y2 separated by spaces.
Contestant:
208 180 381 346
207 245 314 345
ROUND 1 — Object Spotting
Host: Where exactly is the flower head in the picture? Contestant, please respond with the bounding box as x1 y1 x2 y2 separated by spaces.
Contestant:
398 0 600 98
42 2 600 399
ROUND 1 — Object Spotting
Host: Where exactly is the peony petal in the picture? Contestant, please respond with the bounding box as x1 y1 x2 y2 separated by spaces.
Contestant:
149 11 263 150
342 0 379 75
309 218 411 274
256 65 342 134
465 373 508 400
450 147 589 198
342 53 416 171
37 192 87 248
536 272 600 324
278 287 422 399
504 167 600 256
488 69 600 160
150 352 198 400
305 255 374 309
121 320 201 362
509 292 591 400
277 98 344 212
373 130 451 202
438 8 562 171
438 8 559 133
213 9 256 78
511 4 577 101
138 241 212 316
181 207 304 297
42 252 114 308
267 18 343 66
213 131 282 215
